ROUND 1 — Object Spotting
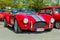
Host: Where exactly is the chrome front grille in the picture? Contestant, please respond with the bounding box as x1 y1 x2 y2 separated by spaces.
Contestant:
34 21 46 27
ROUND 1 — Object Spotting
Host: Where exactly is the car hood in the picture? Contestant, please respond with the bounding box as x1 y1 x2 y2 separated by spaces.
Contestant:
16 13 46 22
0 12 5 16
39 14 52 23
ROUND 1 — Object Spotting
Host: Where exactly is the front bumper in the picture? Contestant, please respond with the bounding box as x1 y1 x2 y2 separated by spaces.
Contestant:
30 22 54 32
18 21 54 32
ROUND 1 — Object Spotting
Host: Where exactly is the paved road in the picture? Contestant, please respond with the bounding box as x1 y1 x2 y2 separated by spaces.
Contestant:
0 22 60 40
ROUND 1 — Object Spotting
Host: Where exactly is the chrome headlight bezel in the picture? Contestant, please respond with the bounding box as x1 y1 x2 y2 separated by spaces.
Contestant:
23 18 28 24
50 18 55 23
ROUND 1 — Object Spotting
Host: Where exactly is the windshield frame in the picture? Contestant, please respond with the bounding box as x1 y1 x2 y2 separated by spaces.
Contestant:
18 8 36 14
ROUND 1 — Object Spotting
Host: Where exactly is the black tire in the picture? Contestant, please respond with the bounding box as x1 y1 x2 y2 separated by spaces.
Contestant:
45 28 52 32
14 20 22 33
47 28 52 31
55 21 60 29
4 19 8 27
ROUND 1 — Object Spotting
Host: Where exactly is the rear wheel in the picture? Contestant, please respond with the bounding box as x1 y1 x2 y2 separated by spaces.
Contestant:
55 21 60 29
4 19 8 27
14 20 22 33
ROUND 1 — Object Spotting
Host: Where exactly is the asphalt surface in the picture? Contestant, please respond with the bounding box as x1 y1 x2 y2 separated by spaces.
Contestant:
0 22 60 40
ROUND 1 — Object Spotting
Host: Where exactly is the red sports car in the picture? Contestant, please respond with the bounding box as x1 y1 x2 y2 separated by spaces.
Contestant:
4 8 54 33
39 6 60 29
0 10 5 21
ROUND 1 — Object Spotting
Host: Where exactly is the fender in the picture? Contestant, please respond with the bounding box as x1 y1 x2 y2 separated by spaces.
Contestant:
5 13 11 24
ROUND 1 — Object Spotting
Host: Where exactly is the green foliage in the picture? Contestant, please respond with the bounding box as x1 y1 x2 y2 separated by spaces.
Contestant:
33 0 45 11
0 0 60 11
0 0 45 11
0 0 15 9
15 0 35 8
15 0 45 11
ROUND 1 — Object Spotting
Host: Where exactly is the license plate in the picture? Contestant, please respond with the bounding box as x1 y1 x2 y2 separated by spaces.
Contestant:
36 28 44 32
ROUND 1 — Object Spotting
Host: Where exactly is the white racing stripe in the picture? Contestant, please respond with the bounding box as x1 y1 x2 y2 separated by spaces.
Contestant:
30 14 45 21
36 15 45 21
31 15 40 21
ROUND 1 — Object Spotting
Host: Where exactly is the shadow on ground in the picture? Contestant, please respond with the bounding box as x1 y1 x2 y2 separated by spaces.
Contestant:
5 26 52 34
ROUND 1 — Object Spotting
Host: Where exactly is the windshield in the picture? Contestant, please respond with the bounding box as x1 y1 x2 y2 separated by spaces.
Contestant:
55 8 60 13
18 8 36 14
11 8 18 14
45 9 52 14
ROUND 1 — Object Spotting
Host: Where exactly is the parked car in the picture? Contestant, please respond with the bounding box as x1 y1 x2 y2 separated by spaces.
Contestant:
0 10 5 20
39 6 60 28
4 8 54 33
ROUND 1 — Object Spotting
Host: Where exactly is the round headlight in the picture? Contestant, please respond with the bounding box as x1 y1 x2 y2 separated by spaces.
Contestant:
50 18 55 23
23 18 28 24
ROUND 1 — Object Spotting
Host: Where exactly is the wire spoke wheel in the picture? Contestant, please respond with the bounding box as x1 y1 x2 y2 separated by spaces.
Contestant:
14 20 22 33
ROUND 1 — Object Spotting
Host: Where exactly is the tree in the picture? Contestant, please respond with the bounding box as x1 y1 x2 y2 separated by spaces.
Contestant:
0 0 48 11
0 0 14 9
13 0 45 11
14 0 34 8
33 0 45 11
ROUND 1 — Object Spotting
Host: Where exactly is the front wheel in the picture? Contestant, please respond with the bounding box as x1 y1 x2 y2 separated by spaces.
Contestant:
14 20 22 33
